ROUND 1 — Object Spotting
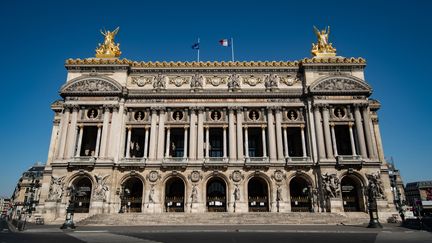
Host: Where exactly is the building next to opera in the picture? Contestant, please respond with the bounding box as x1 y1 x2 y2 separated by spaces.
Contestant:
35 27 398 223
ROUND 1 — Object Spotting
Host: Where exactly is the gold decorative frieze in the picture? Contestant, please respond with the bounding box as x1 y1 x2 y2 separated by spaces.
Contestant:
279 74 299 86
302 57 366 64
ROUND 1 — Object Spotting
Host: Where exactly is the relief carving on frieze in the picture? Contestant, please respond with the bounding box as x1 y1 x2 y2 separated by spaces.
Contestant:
131 76 153 87
315 78 364 91
242 75 263 87
65 79 120 92
279 74 299 86
205 75 228 87
168 76 190 87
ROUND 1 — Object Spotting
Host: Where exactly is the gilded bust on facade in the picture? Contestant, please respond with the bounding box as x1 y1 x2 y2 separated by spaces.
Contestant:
311 26 336 57
95 27 121 58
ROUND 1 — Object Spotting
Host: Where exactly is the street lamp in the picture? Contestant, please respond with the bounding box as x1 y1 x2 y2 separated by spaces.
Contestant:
61 186 77 229
367 183 383 228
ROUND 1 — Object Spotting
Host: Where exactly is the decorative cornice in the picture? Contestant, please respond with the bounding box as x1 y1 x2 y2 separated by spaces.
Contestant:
65 57 366 68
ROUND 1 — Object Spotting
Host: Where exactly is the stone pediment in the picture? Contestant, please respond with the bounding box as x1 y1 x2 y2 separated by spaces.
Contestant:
309 75 371 95
61 76 123 96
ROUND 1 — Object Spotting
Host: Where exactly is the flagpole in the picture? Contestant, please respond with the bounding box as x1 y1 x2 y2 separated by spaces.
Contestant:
231 37 234 62
197 38 200 62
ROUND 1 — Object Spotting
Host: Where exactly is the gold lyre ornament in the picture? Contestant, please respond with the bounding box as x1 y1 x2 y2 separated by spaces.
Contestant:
95 27 122 58
311 26 337 57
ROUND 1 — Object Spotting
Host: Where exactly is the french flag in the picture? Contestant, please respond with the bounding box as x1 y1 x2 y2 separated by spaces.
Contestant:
219 39 230 47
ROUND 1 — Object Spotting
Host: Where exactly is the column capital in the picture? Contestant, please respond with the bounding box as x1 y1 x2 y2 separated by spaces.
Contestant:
78 124 84 128
97 124 103 128
321 104 330 111
102 104 112 112
266 106 275 111
126 125 132 131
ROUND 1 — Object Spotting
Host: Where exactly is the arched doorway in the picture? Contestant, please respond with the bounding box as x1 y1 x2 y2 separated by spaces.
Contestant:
206 177 227 212
121 177 143 213
341 175 365 212
289 177 312 212
165 177 185 212
72 177 92 213
248 177 269 212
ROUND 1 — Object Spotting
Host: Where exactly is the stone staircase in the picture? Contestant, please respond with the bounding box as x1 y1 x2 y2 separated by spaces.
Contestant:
79 212 370 226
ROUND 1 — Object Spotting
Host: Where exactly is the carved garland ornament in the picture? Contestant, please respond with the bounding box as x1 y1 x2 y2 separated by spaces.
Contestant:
311 76 371 93
169 76 190 87
242 75 263 86
205 76 228 87
131 76 153 87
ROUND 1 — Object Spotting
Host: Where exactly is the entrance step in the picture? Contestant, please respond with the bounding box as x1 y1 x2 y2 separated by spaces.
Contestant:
78 212 370 226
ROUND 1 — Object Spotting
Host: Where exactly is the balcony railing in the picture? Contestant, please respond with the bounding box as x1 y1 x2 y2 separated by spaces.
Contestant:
244 157 270 168
285 156 313 167
203 157 229 168
162 157 188 168
336 155 363 166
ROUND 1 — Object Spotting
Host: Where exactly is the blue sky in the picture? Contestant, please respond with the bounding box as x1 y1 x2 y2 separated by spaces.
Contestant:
0 0 431 197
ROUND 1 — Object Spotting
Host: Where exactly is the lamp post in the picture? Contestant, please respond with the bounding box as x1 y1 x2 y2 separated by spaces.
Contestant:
367 183 382 228
61 186 77 229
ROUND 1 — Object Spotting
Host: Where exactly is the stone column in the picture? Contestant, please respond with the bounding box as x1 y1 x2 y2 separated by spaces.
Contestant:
183 127 188 158
143 127 149 158
354 105 367 158
372 117 385 161
57 107 71 159
108 105 119 159
275 109 284 160
189 109 197 160
165 127 171 158
348 123 357 156
283 127 289 158
228 108 237 160
266 108 277 160
301 125 307 157
99 106 111 158
117 105 127 162
223 126 227 158
148 109 158 160
313 105 326 159
125 126 132 158
95 124 102 157
157 109 166 159
197 108 204 160
322 106 334 159
236 108 244 160
261 126 267 157
205 126 210 158
330 123 338 157
66 106 78 158
75 125 84 157
362 106 375 159
244 126 249 158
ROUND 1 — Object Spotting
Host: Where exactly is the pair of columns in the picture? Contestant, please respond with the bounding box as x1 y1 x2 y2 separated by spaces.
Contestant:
57 106 111 159
125 127 150 159
313 104 376 159
282 126 307 158
164 127 188 158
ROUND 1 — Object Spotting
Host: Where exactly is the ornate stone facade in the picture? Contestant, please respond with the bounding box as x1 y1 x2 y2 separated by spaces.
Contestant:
36 44 398 222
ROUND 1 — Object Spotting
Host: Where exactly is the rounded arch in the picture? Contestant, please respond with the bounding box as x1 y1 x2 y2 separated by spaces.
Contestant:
287 172 315 188
289 176 312 212
66 172 95 187
120 176 144 213
247 175 270 212
119 173 145 186
70 176 93 213
164 176 186 212
340 173 366 212
206 176 228 212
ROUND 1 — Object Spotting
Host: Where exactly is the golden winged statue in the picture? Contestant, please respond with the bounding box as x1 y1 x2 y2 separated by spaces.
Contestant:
311 26 336 57
95 27 122 58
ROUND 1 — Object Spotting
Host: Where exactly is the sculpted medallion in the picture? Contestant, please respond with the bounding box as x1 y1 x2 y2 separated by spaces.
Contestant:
131 76 153 87
147 171 160 183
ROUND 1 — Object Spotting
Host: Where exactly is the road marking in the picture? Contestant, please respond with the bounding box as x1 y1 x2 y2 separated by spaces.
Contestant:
68 232 162 243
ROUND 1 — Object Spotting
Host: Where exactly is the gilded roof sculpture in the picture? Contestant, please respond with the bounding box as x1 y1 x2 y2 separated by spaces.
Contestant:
95 27 121 58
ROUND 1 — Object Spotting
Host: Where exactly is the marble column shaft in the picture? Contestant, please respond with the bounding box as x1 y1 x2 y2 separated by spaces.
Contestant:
65 107 78 158
322 106 334 159
148 109 158 160
75 125 84 157
57 108 70 159
126 127 132 158
228 109 237 160
348 124 357 156
236 109 244 160
362 107 375 159
95 125 102 157
143 127 149 158
244 126 249 158
354 105 367 158
183 127 188 158
275 109 284 160
313 106 326 159
157 110 166 159
267 109 277 160
189 110 197 160
197 109 204 159
99 107 111 158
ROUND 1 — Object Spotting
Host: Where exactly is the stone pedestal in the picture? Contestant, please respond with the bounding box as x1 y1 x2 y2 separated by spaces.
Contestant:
190 203 203 213
329 198 344 213
90 201 104 215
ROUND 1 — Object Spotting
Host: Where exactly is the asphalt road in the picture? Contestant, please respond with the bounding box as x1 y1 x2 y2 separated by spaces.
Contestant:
1 219 431 243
